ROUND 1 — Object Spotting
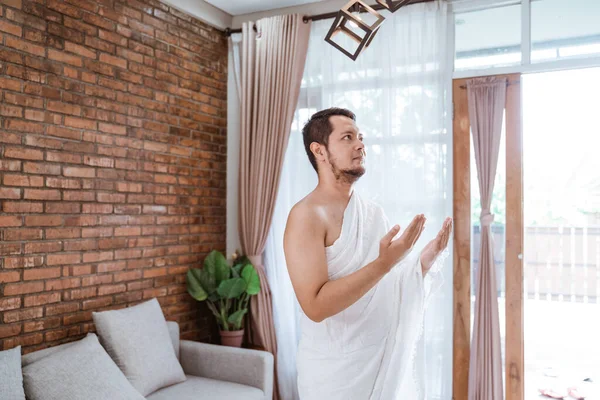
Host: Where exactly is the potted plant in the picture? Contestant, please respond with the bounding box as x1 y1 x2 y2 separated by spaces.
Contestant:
186 250 260 347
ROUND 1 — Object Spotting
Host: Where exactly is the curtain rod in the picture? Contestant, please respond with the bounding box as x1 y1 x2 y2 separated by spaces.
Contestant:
224 0 434 36
459 80 521 89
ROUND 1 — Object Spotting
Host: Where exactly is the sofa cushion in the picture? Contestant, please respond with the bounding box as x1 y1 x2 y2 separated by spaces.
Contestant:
0 346 26 400
21 336 83 367
146 375 265 400
166 320 180 360
22 334 144 400
92 298 186 396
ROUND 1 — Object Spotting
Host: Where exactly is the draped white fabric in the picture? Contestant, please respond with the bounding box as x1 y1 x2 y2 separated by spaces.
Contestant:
264 2 452 398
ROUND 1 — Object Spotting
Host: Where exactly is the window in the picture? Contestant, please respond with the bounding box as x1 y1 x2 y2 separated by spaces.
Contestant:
455 4 522 70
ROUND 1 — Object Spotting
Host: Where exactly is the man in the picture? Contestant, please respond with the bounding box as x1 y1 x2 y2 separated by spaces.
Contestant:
283 108 453 399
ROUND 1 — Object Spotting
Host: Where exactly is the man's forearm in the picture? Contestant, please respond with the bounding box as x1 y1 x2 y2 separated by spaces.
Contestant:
309 258 390 322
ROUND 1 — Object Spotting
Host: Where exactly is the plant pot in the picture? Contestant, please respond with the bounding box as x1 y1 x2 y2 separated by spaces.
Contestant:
220 329 244 347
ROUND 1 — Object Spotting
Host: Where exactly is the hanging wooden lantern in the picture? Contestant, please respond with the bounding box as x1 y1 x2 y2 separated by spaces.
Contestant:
324 0 385 61
375 0 412 13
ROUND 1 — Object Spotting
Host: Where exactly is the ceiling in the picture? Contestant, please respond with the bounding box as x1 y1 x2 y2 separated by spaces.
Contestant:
204 0 328 16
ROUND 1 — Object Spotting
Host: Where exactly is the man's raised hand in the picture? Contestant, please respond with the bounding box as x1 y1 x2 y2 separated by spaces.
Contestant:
378 214 426 271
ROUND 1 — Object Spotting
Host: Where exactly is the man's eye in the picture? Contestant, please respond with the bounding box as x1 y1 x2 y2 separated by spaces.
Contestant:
344 135 351 140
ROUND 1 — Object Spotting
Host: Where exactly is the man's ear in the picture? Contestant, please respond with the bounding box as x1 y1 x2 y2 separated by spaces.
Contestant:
310 142 326 162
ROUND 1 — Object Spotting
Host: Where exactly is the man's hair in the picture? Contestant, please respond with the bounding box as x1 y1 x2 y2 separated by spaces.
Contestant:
301 107 356 172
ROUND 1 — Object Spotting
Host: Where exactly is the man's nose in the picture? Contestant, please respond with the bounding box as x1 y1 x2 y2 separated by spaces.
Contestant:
356 140 365 152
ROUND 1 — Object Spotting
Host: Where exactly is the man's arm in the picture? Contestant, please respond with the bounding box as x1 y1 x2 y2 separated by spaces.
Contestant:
283 205 391 323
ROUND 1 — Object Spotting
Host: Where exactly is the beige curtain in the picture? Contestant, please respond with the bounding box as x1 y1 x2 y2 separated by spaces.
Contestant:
467 76 506 400
238 15 310 400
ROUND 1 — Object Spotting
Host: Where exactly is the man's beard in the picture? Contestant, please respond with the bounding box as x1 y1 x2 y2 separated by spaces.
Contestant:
329 157 365 184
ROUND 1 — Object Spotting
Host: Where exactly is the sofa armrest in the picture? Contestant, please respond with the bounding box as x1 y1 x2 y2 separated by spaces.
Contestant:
179 340 273 398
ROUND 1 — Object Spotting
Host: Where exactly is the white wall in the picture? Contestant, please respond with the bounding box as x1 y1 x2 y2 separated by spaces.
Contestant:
231 0 347 28
226 45 242 257
160 0 232 30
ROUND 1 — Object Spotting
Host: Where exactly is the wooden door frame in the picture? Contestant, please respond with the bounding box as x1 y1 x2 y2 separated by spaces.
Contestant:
452 74 524 400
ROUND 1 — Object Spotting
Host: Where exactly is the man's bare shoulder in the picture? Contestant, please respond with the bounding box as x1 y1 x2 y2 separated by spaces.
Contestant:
286 193 327 233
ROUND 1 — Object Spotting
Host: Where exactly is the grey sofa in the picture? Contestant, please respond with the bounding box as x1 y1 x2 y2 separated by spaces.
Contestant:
21 321 274 400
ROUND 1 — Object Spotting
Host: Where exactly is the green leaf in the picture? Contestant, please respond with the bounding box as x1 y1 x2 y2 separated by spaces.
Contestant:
227 309 247 330
205 250 230 283
186 269 207 301
242 264 260 295
232 263 243 278
199 268 217 295
217 278 246 299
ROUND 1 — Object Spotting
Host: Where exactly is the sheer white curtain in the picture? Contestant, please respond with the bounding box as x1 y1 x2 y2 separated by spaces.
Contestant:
264 2 452 399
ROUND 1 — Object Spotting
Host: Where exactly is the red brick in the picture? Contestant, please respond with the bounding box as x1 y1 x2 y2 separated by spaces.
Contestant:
4 174 43 187
64 116 97 130
66 264 93 275
83 155 114 168
65 216 97 226
0 19 22 36
82 274 112 286
24 215 62 226
24 317 61 333
46 277 80 291
5 146 43 160
0 216 22 227
114 226 140 236
47 0 82 18
98 284 126 296
24 241 62 254
97 192 126 203
44 328 69 342
64 41 96 58
4 281 44 295
0 324 22 339
4 307 43 323
0 297 22 312
4 332 44 348
63 191 95 201
24 135 63 150
0 77 21 92
24 189 61 201
82 12 114 30
82 251 113 263
82 204 113 213
98 122 127 135
24 293 61 307
45 227 81 239
143 288 167 299
4 228 42 241
0 188 22 199
46 302 79 316
5 36 45 56
82 297 113 310
24 109 47 121
63 166 95 178
0 271 21 283
45 203 79 214
0 159 21 171
82 227 113 238
96 261 126 273
65 287 97 300
24 162 61 175
63 311 91 325
24 267 61 281
3 256 44 269
99 53 127 69
5 92 44 108
64 240 97 251
0 104 23 117
47 254 81 266
47 49 82 67
47 101 81 116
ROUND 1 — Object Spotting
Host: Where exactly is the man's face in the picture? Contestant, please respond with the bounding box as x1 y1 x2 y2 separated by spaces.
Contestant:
325 115 366 183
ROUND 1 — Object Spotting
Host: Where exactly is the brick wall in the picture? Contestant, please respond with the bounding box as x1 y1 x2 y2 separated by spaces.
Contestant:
0 0 227 352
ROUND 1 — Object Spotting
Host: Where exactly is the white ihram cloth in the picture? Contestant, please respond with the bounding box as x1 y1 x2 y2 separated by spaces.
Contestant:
296 192 447 399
